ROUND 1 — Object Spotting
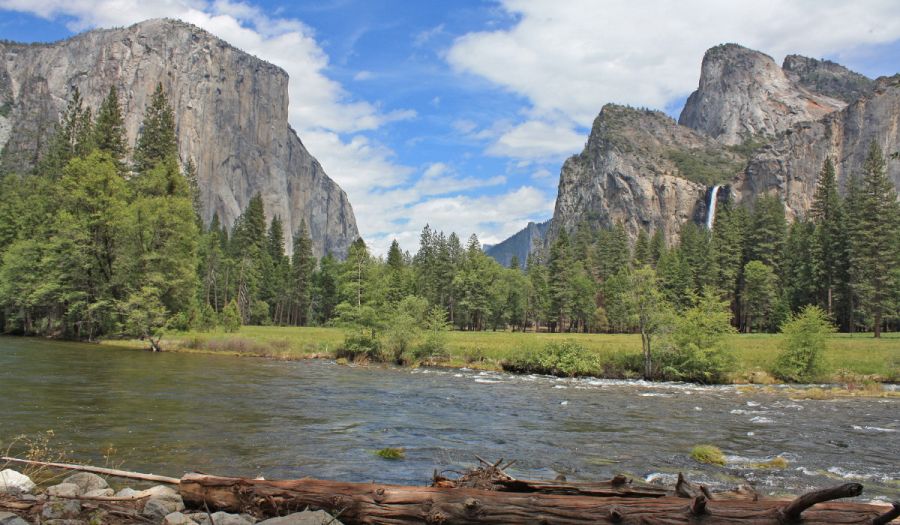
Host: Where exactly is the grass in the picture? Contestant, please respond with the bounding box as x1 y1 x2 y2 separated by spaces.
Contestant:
102 327 900 384
691 445 725 466
750 456 789 469
374 447 405 460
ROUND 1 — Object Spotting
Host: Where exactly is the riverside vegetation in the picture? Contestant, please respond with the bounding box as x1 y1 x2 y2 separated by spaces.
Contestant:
1 89 898 386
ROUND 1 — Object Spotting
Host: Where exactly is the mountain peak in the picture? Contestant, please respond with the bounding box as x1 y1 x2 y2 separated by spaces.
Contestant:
679 43 846 145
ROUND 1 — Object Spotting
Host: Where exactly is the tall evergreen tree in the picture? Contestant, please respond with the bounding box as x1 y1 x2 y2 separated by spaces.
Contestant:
848 142 900 337
290 220 315 325
547 231 576 331
133 83 178 174
93 85 128 173
809 158 846 316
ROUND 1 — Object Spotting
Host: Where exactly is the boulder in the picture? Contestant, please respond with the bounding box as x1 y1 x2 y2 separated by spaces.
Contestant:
82 488 114 498
115 488 138 498
0 469 35 495
41 499 82 520
163 512 198 525
142 498 186 521
0 511 31 525
47 483 81 498
192 511 253 525
138 485 181 502
257 511 343 525
61 473 108 495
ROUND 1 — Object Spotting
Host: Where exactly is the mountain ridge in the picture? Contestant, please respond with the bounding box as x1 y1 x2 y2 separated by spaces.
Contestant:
0 18 358 258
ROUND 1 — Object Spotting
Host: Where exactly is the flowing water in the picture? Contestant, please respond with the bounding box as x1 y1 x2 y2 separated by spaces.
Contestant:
1 337 897 501
706 185 721 230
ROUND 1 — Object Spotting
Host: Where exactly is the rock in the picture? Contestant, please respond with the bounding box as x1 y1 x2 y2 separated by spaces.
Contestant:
192 511 253 525
61 473 108 495
41 499 82 520
114 488 138 498
546 104 724 248
47 483 81 498
138 485 182 502
679 43 846 145
782 55 874 104
142 498 186 521
43 520 87 525
0 19 359 258
484 220 549 268
163 512 198 525
736 76 900 220
82 488 114 498
0 469 35 495
257 511 343 525
0 511 31 525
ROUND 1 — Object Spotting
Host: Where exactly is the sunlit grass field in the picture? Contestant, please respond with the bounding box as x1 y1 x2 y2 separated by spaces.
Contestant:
105 326 900 382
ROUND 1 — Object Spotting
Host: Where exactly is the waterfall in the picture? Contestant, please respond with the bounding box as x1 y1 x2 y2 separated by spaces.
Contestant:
706 185 721 230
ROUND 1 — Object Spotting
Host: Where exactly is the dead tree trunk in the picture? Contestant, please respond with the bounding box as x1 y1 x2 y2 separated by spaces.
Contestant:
178 474 888 525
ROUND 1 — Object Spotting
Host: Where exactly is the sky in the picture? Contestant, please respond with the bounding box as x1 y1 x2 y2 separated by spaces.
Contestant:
2 1 900 256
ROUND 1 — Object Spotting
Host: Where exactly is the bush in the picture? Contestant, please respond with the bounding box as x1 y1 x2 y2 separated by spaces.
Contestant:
662 290 736 383
412 306 450 362
503 340 598 377
336 333 383 362
221 300 241 333
772 305 834 383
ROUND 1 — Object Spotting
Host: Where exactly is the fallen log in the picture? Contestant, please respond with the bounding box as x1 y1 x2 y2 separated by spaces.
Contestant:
178 473 891 524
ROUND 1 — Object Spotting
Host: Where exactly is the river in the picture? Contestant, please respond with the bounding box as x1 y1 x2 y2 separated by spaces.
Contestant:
1 337 897 501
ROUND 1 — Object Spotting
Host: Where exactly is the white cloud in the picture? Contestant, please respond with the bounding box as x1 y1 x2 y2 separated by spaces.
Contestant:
353 70 373 81
448 0 900 161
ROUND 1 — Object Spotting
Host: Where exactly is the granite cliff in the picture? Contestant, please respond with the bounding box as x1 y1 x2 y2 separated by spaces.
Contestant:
486 44 897 263
0 19 358 258
678 44 846 146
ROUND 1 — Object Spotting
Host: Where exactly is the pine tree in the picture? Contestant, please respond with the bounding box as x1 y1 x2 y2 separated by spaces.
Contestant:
747 195 787 274
810 158 845 316
649 229 666 267
848 142 900 337
39 87 94 178
547 231 576 331
290 220 315 325
633 229 651 267
385 239 407 305
133 83 178 174
93 85 128 173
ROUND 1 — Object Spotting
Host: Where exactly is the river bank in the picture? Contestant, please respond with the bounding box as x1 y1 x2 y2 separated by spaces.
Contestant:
100 326 900 387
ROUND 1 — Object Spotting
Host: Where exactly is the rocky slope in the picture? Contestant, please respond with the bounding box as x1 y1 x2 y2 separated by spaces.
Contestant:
737 75 900 218
0 19 358 258
679 44 846 145
547 104 742 246
782 54 875 103
486 44 894 261
484 220 550 267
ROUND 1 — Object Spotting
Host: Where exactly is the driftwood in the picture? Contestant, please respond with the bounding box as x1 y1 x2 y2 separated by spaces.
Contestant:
4 457 898 524
178 473 894 524
0 456 180 484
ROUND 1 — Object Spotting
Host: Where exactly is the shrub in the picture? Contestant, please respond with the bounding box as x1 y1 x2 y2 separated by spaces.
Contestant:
221 300 241 333
663 289 736 383
413 306 450 362
503 340 598 377
690 445 725 466
772 305 834 383
336 333 382 362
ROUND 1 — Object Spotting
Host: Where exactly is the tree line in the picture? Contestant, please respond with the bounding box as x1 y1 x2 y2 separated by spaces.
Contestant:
1 87 897 343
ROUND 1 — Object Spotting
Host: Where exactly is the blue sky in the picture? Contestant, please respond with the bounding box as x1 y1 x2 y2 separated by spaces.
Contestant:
3 1 900 255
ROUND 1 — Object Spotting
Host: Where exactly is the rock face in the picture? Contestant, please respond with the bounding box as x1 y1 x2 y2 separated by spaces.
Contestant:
737 75 900 219
782 54 875 103
511 44 897 254
484 220 549 267
679 44 846 145
547 104 741 247
0 18 358 258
